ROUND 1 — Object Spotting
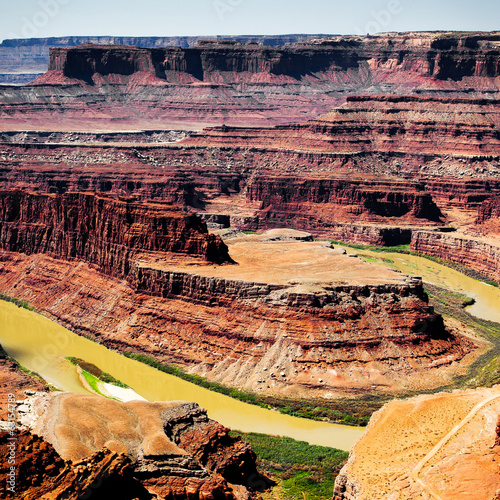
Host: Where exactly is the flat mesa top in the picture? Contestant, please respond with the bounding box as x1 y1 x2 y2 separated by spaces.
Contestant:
136 232 410 288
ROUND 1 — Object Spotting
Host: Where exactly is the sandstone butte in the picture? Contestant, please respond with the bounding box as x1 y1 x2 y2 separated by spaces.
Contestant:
1 31 500 500
0 35 338 84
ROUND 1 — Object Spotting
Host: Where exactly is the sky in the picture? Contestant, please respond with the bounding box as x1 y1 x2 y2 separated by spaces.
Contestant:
1 0 499 42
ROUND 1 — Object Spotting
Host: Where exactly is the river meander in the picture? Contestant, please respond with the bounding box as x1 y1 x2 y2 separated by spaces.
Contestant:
0 300 363 451
1 250 499 452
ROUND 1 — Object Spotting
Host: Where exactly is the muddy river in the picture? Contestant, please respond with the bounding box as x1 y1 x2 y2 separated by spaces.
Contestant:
348 248 500 323
0 300 363 451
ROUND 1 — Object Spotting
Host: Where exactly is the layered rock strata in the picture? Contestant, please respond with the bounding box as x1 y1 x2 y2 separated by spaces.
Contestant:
0 190 232 269
0 34 335 84
186 95 500 157
0 228 474 397
1 145 499 234
38 33 500 90
411 231 500 283
3 32 500 128
1 93 500 237
477 196 500 236
333 386 500 500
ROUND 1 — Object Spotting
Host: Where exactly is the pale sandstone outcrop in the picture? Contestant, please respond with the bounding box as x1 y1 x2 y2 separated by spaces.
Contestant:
1 392 259 500
334 386 500 500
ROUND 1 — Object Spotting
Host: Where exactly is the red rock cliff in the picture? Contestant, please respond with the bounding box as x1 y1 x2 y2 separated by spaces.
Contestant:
45 33 500 85
0 190 232 270
4 32 499 129
411 230 500 282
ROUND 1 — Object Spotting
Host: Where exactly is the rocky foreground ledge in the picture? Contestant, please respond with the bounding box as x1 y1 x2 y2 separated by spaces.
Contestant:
334 386 500 500
1 391 261 499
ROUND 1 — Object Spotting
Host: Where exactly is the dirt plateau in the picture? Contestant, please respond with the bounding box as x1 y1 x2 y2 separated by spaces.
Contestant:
333 386 500 500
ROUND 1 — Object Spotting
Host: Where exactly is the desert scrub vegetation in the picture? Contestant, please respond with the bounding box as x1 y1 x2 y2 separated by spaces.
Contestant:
425 283 500 388
231 431 348 500
123 352 375 426
329 240 498 286
0 292 35 310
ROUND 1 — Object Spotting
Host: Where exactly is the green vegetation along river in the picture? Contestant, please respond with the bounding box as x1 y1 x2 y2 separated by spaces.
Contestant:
344 247 500 323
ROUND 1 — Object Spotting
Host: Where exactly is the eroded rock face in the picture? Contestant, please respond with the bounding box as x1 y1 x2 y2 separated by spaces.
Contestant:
0 430 150 500
0 190 232 268
0 355 250 499
31 34 500 93
0 347 48 420
0 244 474 398
333 386 500 500
0 35 338 84
0 187 474 397
2 93 500 237
3 32 500 129
9 392 258 499
2 141 500 238
411 230 500 282
187 95 500 157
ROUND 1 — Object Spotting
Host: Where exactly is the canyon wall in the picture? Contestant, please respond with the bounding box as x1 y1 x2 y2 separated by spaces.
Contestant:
42 33 500 87
0 190 232 269
478 196 500 223
411 231 500 282
3 32 500 128
1 140 499 233
186 95 500 157
0 189 474 397
0 249 473 398
0 34 333 84
242 174 445 229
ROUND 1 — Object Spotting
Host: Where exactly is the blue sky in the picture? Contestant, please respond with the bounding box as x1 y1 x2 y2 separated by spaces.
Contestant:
1 0 499 42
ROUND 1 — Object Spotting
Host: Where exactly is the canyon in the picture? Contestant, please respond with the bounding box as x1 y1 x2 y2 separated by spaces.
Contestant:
0 191 474 398
2 91 500 285
1 31 500 499
2 32 500 129
0 34 333 84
